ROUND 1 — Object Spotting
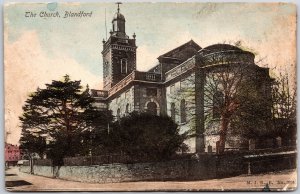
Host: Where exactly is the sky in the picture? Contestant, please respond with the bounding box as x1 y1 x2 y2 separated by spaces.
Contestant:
4 2 296 144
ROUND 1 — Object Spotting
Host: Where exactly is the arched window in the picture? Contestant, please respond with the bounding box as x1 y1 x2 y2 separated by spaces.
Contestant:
117 108 121 120
180 99 186 123
121 59 127 74
213 91 224 119
147 102 157 115
125 104 129 114
171 103 176 121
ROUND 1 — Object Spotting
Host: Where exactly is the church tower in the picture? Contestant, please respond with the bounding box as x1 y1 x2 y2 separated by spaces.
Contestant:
102 3 137 91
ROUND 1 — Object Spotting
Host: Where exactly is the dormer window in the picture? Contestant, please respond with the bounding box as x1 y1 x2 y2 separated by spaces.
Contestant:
121 59 128 74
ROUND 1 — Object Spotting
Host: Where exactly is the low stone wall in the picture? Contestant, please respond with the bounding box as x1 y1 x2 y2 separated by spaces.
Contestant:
19 165 31 173
58 157 217 183
19 152 296 184
19 165 54 178
33 166 54 178
215 154 246 178
246 153 297 174
19 156 217 183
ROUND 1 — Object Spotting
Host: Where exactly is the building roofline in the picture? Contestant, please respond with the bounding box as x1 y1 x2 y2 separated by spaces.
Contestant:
106 80 163 100
157 40 201 60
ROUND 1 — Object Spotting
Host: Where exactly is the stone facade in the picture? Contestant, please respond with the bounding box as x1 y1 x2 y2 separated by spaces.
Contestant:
92 5 273 153
109 86 135 118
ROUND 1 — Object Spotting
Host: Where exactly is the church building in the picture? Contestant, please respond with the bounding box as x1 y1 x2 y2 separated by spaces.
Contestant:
91 5 273 153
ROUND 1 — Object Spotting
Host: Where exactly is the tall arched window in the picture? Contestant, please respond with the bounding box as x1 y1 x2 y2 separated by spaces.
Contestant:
121 59 128 74
125 104 129 114
117 108 121 121
147 102 157 115
180 99 186 123
213 91 224 119
171 103 176 121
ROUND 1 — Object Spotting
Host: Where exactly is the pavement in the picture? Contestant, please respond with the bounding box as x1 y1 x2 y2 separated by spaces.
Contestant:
5 166 297 192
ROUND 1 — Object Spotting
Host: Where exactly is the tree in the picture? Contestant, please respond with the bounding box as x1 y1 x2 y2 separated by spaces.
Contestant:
270 73 296 145
203 63 271 153
19 131 47 159
169 53 272 153
80 108 114 156
19 75 113 165
110 112 188 161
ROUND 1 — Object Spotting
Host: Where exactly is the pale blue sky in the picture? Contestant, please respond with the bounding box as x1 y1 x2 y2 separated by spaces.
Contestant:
5 3 296 76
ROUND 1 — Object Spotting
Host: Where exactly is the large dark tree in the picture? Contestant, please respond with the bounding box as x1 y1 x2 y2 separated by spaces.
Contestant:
19 75 113 165
110 112 188 161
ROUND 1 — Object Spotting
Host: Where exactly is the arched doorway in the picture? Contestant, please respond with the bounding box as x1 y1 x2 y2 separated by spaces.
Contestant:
147 102 157 115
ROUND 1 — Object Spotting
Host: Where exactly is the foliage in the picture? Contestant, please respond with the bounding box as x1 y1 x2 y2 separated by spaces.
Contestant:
19 75 113 165
271 73 296 120
110 112 189 161
169 59 272 153
19 131 47 159
205 63 275 152
270 73 296 143
229 79 271 139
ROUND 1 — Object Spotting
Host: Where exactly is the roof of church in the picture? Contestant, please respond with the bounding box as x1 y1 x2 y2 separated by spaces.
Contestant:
158 40 202 62
198 44 244 56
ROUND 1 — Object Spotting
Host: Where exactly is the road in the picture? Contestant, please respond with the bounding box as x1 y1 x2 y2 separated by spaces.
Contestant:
5 167 297 192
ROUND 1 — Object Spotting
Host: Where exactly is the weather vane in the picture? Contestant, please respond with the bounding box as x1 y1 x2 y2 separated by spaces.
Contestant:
116 2 122 13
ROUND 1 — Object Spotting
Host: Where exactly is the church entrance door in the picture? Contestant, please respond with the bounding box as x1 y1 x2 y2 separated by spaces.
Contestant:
147 102 157 115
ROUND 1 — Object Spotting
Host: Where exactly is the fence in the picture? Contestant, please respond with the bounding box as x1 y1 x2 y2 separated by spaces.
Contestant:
34 159 53 166
63 153 193 166
221 145 296 156
21 159 52 166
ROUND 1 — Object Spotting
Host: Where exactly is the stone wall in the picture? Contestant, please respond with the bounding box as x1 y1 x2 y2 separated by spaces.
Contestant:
109 84 165 118
166 73 197 152
58 157 218 183
246 153 297 175
60 162 169 183
134 85 164 115
19 152 296 184
19 165 30 173
19 165 54 178
33 166 54 178
19 156 218 183
109 85 135 118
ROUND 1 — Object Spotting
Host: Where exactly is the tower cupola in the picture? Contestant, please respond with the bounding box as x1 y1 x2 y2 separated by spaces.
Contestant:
112 2 126 38
102 2 137 91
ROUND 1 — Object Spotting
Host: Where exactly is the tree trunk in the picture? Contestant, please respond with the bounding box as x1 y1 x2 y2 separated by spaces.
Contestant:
218 116 229 153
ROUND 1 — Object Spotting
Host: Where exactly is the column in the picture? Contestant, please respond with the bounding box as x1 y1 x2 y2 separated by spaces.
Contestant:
195 68 205 153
